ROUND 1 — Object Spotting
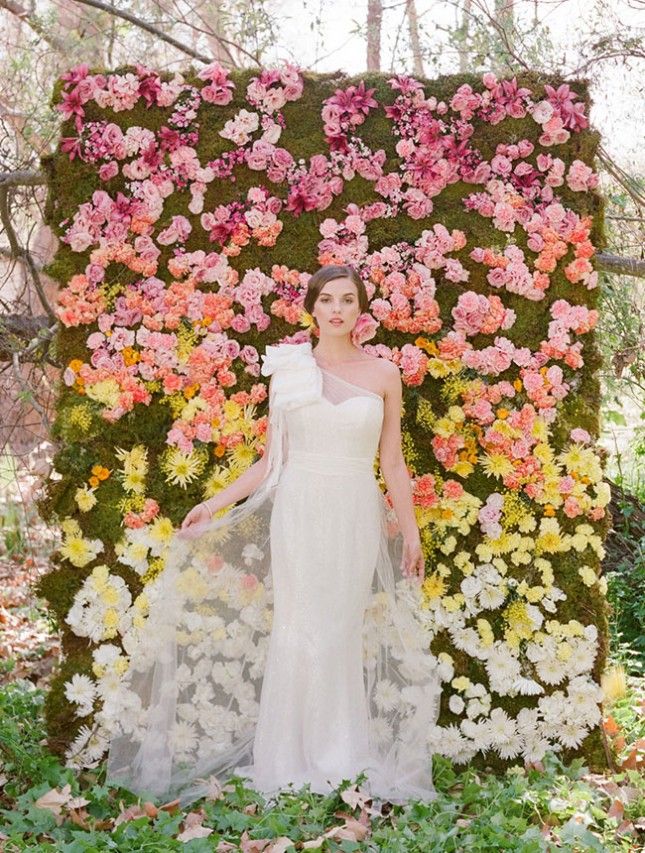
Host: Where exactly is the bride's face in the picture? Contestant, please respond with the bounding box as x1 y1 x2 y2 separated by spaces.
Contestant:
311 277 361 335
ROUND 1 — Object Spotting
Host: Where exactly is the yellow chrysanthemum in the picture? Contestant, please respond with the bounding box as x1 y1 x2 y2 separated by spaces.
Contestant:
161 447 205 487
504 600 533 641
535 518 565 554
85 378 120 407
75 485 97 513
421 572 447 602
60 537 99 568
149 516 175 546
480 453 514 478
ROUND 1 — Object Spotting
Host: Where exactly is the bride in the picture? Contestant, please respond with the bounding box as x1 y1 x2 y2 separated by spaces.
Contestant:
105 263 441 807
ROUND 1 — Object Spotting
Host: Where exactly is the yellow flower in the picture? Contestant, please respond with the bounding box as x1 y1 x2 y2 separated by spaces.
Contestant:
161 447 205 488
443 595 462 613
535 518 565 554
149 516 175 546
85 378 120 407
122 346 139 366
452 460 475 477
556 642 573 661
452 676 471 691
101 585 120 606
103 609 119 630
578 565 597 587
480 453 514 478
504 600 533 640
75 485 97 513
123 471 146 494
422 572 447 602
60 536 103 568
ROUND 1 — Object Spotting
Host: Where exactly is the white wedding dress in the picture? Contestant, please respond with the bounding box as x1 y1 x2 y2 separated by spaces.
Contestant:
105 341 441 806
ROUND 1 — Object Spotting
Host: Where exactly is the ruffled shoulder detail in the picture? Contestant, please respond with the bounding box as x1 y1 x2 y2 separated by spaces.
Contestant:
260 341 322 412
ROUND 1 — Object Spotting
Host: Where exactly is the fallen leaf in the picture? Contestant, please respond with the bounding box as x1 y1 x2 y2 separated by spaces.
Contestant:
603 716 619 736
176 809 214 842
266 837 296 853
34 784 73 823
113 803 150 826
177 824 213 842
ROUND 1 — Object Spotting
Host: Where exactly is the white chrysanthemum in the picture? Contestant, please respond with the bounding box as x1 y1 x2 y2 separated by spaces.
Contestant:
487 707 516 743
374 679 401 713
538 692 566 727
557 720 588 749
460 718 490 749
369 715 393 746
522 736 551 763
92 643 122 668
170 720 198 754
484 644 521 692
479 585 506 610
64 673 97 709
435 724 466 758
496 733 523 759
514 676 544 696
536 657 568 685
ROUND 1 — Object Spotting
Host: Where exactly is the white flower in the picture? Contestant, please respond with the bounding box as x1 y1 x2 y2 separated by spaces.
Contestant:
557 720 587 749
514 676 544 696
496 733 523 759
64 673 97 709
374 679 401 713
488 707 516 743
449 694 465 714
536 657 568 685
370 716 393 746
461 576 482 598
171 720 198 754
241 544 264 565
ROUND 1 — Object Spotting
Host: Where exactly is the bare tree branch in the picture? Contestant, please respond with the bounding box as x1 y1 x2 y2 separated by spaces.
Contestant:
71 0 214 64
597 144 645 209
0 170 47 188
596 252 645 279
0 0 68 52
0 186 57 322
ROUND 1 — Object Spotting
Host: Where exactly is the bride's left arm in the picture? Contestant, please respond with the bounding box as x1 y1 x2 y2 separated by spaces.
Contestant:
378 362 421 546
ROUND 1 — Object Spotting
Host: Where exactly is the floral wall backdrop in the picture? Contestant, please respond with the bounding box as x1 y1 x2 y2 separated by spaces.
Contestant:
38 63 611 772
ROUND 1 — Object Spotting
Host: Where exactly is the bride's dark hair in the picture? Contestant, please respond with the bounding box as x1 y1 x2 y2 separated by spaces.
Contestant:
304 264 369 317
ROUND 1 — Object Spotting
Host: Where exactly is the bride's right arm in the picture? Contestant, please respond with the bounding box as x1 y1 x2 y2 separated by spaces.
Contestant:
180 378 274 530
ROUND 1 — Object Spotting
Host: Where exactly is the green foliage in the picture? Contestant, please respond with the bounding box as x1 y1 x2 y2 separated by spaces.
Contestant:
1 681 643 850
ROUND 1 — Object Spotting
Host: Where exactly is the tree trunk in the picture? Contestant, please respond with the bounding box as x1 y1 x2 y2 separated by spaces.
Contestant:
367 0 383 72
458 0 472 74
406 0 424 77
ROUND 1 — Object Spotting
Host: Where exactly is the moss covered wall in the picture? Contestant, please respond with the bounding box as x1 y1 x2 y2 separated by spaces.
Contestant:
38 64 610 773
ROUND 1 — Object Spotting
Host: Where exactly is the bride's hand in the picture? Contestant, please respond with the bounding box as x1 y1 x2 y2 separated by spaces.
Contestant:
179 502 211 537
401 534 424 582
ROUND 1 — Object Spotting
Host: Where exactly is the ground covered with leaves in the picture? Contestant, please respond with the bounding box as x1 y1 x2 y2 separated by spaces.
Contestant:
1 548 644 851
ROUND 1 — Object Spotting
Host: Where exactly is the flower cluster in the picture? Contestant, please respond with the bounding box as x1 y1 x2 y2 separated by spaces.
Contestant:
48 64 609 771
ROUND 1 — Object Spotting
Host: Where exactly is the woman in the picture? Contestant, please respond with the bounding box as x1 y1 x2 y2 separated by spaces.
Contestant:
105 264 441 807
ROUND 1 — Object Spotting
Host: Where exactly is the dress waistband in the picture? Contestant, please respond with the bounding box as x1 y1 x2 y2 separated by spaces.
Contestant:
286 448 375 475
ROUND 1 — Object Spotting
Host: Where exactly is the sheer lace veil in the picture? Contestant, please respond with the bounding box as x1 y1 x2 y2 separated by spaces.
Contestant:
104 340 441 807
